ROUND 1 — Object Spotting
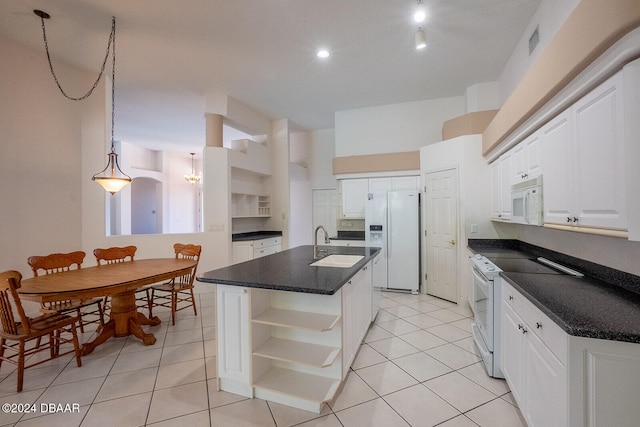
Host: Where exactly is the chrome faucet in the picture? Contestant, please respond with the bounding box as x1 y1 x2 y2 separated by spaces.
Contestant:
314 225 330 259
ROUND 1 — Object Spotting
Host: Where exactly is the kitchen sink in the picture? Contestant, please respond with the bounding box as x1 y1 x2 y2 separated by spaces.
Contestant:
310 254 364 268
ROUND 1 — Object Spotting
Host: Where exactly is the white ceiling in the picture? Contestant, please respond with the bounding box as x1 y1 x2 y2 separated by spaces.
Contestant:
0 0 541 153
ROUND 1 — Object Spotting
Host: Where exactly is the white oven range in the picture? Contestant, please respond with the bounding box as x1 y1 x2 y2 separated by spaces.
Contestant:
470 254 504 379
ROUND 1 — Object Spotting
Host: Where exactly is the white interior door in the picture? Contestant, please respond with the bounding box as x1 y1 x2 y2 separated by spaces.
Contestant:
424 169 458 302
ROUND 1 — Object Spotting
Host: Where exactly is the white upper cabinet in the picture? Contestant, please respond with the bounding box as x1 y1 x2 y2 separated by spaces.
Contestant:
490 151 512 220
572 72 626 229
541 110 573 225
542 72 627 230
341 176 419 219
368 176 419 192
340 179 368 218
511 132 542 184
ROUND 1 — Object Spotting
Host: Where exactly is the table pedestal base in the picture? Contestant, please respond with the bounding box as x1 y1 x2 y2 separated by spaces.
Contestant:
82 291 161 355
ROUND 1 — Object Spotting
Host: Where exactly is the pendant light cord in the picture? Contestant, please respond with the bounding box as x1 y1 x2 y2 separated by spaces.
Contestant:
38 14 116 103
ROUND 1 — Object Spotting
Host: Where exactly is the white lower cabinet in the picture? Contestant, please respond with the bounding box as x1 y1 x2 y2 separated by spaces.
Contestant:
501 280 640 427
216 261 373 413
216 285 252 397
501 291 567 427
232 236 281 264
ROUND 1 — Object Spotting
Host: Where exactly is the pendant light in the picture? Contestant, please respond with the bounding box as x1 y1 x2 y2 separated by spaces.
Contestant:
34 10 131 195
184 153 202 184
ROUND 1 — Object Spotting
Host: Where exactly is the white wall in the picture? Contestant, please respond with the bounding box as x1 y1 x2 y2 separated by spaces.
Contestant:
420 135 514 303
308 129 337 189
335 96 465 157
0 38 88 278
498 0 581 103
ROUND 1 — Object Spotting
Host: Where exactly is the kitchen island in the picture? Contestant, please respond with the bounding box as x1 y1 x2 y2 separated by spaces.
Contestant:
197 245 381 413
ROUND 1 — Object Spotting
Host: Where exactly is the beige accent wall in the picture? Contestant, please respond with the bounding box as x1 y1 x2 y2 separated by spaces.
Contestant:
483 0 640 154
332 151 420 175
442 110 498 141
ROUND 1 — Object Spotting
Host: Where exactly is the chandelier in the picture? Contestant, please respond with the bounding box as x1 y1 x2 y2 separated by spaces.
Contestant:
184 153 202 184
35 10 131 195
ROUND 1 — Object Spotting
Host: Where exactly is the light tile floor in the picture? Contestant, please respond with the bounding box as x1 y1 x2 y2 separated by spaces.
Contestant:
0 286 526 427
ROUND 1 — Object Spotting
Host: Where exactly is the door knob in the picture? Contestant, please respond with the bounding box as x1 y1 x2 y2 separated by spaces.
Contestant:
449 240 456 245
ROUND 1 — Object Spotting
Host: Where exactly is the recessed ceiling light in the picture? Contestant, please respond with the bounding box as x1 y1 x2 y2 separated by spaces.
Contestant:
316 49 330 59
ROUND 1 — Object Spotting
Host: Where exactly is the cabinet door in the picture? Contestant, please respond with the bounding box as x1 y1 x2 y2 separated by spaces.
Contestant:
233 242 254 264
524 132 542 179
368 178 392 193
217 285 251 391
573 72 627 229
490 154 512 219
502 303 525 405
341 179 368 218
490 160 502 219
391 176 419 191
523 328 567 427
511 143 526 185
341 281 355 376
541 111 573 225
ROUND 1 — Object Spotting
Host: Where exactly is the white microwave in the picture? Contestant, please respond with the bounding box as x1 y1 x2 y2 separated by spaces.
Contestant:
511 176 543 225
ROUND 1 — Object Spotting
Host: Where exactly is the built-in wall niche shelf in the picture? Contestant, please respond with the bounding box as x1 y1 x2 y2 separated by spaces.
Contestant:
231 193 271 218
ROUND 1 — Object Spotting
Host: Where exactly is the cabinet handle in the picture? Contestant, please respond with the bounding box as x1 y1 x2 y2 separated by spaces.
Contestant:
518 324 523 330
509 295 514 301
536 322 542 329
567 217 572 223
522 327 528 334
573 217 578 223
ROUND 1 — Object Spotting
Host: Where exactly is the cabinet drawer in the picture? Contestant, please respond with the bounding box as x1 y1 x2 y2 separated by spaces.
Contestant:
519 299 567 363
502 280 566 363
255 237 281 248
254 246 279 259
502 280 527 313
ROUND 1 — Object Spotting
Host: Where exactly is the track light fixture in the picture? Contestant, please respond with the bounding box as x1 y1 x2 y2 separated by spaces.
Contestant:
415 28 427 50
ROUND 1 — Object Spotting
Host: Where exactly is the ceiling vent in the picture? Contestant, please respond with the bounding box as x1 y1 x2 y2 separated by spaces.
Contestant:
529 26 540 55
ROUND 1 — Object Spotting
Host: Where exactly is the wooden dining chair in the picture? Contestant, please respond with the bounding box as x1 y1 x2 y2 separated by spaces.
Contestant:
0 270 82 392
148 243 202 325
28 251 105 333
93 246 139 316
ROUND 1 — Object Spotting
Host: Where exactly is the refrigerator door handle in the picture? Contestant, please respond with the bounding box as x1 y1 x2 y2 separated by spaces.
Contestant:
386 204 391 257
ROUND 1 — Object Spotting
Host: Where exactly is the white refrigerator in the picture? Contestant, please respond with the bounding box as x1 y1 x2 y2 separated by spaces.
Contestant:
365 190 419 294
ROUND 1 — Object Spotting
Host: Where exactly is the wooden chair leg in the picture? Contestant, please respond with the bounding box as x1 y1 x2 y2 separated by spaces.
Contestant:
76 308 85 333
190 288 197 316
0 338 5 370
171 292 177 325
17 341 25 393
49 332 56 358
70 324 82 368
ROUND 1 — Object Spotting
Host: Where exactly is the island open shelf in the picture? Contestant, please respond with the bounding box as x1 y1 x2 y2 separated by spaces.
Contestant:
252 337 340 367
252 307 340 331
198 245 380 414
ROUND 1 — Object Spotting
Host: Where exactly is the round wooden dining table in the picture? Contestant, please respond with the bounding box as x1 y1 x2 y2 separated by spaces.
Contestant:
19 258 196 355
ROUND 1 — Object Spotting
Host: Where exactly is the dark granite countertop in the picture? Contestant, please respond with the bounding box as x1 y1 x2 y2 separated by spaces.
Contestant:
232 231 283 242
329 231 365 241
197 245 381 295
468 239 640 344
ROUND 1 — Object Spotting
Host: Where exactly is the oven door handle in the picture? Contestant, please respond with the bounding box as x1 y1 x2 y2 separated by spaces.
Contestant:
472 265 491 288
